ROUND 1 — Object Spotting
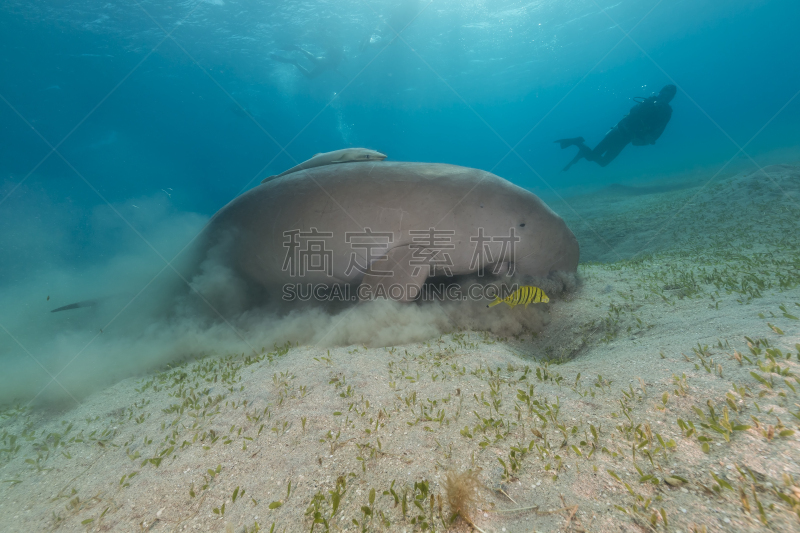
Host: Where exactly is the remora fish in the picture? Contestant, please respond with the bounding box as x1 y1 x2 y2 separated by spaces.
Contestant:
261 148 386 183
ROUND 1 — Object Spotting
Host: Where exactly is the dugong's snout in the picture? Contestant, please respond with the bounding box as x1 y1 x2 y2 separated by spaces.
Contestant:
547 221 580 273
513 217 580 278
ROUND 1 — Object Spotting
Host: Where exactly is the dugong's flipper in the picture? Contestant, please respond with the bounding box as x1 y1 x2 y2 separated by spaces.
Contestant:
358 246 428 302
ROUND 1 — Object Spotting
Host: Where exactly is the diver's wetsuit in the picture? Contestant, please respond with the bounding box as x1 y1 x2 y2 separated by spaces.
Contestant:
558 84 676 171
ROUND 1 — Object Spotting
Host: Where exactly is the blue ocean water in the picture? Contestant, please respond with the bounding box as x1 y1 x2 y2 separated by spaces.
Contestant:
2 0 798 215
0 0 799 405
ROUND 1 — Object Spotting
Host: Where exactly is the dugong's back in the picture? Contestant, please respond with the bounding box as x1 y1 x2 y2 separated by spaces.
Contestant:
207 162 579 291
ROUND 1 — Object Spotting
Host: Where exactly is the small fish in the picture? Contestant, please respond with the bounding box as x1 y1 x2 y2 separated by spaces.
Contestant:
487 286 549 309
51 299 98 313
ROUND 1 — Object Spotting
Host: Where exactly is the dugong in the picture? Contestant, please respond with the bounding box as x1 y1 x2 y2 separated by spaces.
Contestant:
261 148 387 184
204 162 578 304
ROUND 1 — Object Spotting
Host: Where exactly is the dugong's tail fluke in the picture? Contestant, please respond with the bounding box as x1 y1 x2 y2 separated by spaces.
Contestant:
51 299 99 313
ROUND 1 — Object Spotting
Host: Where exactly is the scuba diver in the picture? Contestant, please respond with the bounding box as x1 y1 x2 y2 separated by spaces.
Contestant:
270 45 344 79
556 84 677 171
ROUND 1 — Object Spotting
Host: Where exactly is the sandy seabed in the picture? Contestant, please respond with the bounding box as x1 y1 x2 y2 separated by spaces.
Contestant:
1 165 799 533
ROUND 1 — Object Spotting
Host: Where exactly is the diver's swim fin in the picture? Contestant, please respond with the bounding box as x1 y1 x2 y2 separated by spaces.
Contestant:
554 137 585 149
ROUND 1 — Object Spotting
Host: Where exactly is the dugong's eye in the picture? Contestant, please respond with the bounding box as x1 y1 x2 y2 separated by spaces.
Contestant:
519 223 526 227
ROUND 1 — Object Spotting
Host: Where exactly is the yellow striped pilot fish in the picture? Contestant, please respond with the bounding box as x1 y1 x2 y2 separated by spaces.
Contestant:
487 286 549 309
